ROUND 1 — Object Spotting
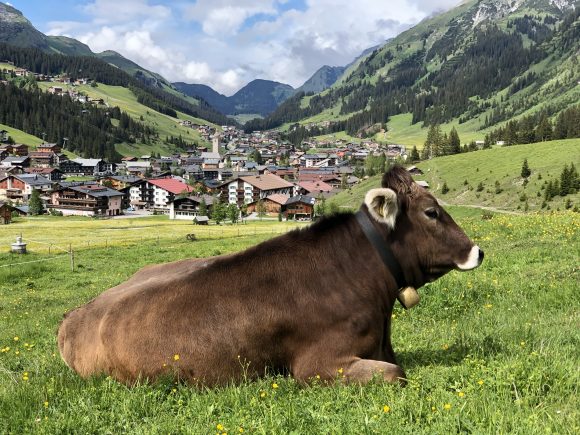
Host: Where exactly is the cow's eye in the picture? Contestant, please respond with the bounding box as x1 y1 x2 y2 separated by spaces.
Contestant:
425 208 439 219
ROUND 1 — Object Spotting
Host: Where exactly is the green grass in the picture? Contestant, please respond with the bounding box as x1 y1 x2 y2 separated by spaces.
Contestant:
329 139 580 213
35 82 216 157
0 211 578 433
0 123 44 147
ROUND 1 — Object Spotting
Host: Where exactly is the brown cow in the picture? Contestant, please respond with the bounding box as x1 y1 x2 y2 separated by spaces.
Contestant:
58 166 483 386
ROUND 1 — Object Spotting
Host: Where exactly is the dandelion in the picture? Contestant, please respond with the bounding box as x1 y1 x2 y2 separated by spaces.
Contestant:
443 403 452 410
431 406 436 411
43 401 48 408
478 379 484 385
173 354 180 361
13 336 19 341
458 392 465 397
216 424 224 431
239 428 244 433
272 383 278 389
383 405 391 413
442 344 449 350
337 368 343 374
484 304 493 309
15 351 20 355
520 341 526 347
22 372 29 381
315 374 320 380
260 391 266 398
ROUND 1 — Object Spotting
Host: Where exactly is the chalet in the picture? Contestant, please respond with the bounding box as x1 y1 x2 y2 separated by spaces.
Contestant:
220 174 295 206
60 158 108 176
25 167 63 181
98 175 141 191
0 144 13 154
282 195 316 220
247 194 289 215
12 144 29 156
49 184 124 216
1 156 30 168
29 151 56 168
14 69 29 77
48 86 64 95
0 174 52 201
168 195 213 220
37 143 62 154
0 201 12 224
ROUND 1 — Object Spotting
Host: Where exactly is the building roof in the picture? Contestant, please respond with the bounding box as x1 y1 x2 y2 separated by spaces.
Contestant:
2 156 28 164
285 195 315 205
72 158 104 167
265 194 290 205
25 167 61 174
298 180 333 193
148 178 194 195
69 185 124 197
239 174 294 191
107 175 141 183
14 174 52 186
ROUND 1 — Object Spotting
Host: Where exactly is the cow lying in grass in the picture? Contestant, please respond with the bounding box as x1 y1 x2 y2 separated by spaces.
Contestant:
58 166 483 386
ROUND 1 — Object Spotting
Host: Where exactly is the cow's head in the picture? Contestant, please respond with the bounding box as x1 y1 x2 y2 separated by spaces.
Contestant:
364 166 484 290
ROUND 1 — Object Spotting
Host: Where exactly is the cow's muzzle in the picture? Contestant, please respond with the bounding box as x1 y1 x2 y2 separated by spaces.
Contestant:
455 245 484 271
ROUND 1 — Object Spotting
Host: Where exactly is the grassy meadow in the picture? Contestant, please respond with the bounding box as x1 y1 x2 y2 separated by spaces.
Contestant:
0 209 578 433
329 139 580 213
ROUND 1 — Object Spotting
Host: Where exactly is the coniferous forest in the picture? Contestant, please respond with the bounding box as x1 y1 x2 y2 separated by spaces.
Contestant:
0 81 155 162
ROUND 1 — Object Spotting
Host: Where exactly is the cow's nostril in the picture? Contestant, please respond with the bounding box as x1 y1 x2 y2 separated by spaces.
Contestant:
478 249 485 263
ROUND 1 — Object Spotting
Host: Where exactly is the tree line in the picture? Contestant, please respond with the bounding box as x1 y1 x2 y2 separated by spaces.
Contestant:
0 81 154 161
484 106 580 146
0 43 232 126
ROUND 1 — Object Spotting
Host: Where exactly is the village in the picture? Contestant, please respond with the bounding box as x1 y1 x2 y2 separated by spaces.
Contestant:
0 122 415 224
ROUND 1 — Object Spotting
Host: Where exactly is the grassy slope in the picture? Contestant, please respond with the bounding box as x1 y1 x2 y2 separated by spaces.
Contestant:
0 123 43 147
35 82 216 157
0 212 578 433
329 139 580 212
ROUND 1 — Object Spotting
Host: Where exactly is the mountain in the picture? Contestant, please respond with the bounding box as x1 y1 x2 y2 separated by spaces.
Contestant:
174 79 295 117
247 0 580 143
296 65 346 94
173 83 232 114
0 2 171 89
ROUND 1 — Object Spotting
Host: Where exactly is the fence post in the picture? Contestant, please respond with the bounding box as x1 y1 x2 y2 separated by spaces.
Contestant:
70 249 75 272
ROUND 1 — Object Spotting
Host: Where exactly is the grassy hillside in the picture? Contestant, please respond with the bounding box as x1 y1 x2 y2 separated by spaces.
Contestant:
0 123 43 147
329 139 580 212
36 82 216 157
0 212 578 433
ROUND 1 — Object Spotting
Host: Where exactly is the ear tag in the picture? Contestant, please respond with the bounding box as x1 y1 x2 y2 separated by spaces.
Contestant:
398 287 420 309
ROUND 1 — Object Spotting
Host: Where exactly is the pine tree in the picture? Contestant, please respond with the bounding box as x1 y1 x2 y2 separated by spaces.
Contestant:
521 158 531 178
410 146 420 162
198 199 207 217
448 127 461 155
29 189 44 215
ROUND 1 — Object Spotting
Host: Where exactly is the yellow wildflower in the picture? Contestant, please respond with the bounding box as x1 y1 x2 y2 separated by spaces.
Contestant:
458 392 465 397
239 428 244 433
13 336 19 341
383 405 391 413
442 344 449 350
337 368 343 374
216 424 224 431
444 403 451 410
478 379 484 385
44 401 49 407
272 383 278 389
173 354 180 361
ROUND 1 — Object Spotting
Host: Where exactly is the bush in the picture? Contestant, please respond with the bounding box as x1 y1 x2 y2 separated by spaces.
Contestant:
441 182 449 194
476 181 484 192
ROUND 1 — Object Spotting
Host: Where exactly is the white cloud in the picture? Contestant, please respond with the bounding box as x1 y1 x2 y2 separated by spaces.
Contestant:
43 0 462 95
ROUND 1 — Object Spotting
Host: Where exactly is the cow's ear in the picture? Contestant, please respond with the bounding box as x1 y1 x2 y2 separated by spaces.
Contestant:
365 188 398 229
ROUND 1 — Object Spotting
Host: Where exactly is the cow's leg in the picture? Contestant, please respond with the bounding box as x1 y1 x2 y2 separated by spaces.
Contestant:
345 358 406 385
292 351 406 386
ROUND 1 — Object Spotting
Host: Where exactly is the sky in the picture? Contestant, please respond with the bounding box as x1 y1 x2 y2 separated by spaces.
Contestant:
7 0 461 95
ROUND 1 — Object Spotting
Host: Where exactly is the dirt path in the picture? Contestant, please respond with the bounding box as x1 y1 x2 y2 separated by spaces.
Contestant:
438 200 523 215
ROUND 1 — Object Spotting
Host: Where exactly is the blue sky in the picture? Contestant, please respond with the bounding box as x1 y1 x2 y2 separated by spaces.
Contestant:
7 0 460 95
